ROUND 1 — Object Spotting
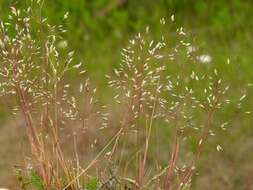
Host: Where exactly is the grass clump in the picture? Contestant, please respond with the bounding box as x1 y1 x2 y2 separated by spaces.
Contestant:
0 1 249 190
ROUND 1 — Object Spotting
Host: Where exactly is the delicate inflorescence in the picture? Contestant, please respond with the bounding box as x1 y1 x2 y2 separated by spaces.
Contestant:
0 3 249 190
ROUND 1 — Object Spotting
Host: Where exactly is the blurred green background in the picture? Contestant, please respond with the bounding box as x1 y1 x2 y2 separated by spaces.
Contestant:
0 0 253 189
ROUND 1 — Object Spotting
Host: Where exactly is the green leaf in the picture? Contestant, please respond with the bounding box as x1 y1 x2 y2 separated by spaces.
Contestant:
85 178 99 190
30 170 45 190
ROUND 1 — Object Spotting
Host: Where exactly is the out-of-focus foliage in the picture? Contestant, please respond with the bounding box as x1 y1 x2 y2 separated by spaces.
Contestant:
0 0 252 46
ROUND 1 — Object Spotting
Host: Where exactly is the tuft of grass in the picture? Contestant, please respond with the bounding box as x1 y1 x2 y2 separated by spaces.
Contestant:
0 1 250 190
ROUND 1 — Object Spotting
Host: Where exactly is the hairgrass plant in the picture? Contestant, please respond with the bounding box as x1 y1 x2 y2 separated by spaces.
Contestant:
0 2 249 190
